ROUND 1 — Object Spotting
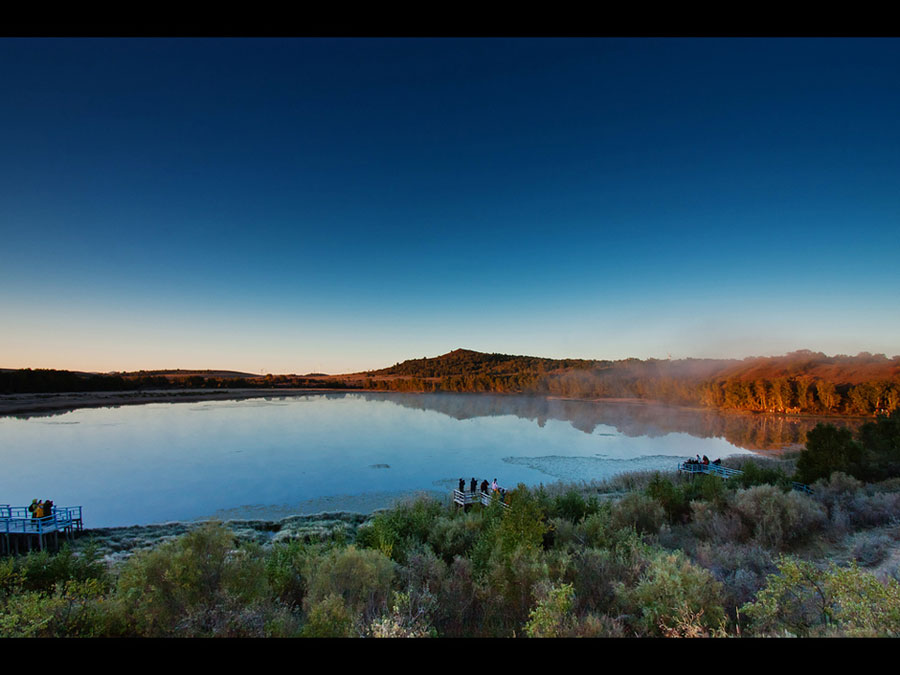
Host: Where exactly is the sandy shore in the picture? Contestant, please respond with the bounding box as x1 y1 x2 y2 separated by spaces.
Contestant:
0 388 361 418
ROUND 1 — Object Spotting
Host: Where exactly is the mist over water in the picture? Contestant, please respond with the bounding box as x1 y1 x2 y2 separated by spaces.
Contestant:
0 393 856 527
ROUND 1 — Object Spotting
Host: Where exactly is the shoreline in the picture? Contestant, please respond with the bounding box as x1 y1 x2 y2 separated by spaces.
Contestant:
0 387 359 418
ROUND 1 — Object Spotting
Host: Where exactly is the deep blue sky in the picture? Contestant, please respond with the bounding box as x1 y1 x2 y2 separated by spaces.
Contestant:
2 38 898 373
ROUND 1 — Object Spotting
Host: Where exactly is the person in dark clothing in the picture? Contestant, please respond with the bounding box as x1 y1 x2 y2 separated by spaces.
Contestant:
702 455 709 465
470 477 477 493
459 478 465 492
480 479 489 494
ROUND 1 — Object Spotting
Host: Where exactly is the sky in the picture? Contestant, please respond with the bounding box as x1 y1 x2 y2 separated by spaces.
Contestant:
1 37 899 374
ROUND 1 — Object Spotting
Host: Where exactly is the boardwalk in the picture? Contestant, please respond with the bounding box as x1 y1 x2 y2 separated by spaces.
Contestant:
677 461 813 495
0 505 84 555
453 489 510 509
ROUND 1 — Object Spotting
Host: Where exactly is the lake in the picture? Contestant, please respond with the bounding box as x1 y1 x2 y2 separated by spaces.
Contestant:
0 392 853 528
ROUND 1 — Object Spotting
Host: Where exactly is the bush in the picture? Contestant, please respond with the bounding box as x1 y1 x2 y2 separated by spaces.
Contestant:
265 539 325 608
851 532 895 567
692 541 778 612
611 493 666 535
731 485 827 550
726 460 791 490
689 501 746 544
742 557 900 637
301 593 355 637
0 543 108 595
426 512 482 563
615 549 726 636
356 496 446 564
646 474 690 523
116 522 272 636
551 490 600 523
565 547 639 615
813 473 900 530
481 545 548 636
524 582 576 637
432 556 482 637
0 579 111 638
304 545 395 621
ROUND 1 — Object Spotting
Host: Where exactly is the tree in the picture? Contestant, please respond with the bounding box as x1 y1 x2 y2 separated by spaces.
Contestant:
796 424 863 484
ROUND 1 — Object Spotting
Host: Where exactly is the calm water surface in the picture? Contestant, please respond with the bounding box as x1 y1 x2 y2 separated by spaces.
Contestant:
1 392 827 528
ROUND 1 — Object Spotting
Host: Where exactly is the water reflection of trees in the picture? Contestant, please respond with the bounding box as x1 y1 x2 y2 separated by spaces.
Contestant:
359 393 862 452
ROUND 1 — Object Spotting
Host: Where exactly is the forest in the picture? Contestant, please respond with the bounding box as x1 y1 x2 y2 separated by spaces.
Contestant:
362 349 900 417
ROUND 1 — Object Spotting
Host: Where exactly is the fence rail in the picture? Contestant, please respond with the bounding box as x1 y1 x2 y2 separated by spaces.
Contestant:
453 489 509 509
678 461 814 495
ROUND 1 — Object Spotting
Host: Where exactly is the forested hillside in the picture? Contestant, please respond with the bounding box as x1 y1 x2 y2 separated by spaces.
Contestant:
362 349 900 416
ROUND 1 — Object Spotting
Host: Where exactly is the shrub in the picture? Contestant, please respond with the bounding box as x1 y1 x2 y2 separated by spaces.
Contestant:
524 582 576 637
366 591 435 637
264 539 324 608
551 490 600 523
610 493 666 535
692 541 778 612
689 501 746 544
646 474 690 523
115 522 272 636
851 532 894 567
426 512 482 563
304 545 395 621
0 579 111 638
355 497 445 564
726 460 791 490
301 593 355 637
0 543 108 595
565 547 637 615
615 549 727 636
481 546 549 636
432 556 482 637
813 473 900 530
731 485 827 550
471 485 548 577
742 557 900 637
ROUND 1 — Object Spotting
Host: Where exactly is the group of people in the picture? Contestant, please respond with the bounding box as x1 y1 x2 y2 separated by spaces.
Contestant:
685 455 721 466
27 498 54 519
458 477 505 497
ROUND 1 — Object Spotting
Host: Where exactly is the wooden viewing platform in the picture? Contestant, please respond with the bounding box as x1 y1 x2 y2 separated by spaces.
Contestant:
0 505 84 555
453 489 510 509
677 462 814 495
